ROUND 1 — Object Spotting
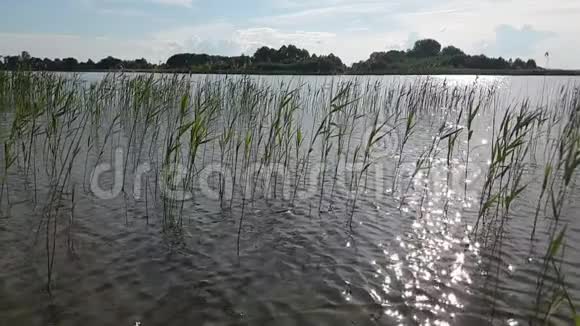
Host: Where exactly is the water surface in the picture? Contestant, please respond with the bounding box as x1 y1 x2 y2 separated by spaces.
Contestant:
0 73 579 326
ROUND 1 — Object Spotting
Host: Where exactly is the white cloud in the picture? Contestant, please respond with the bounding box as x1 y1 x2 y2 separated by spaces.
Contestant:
151 23 340 57
387 0 579 67
149 23 399 63
151 22 241 55
253 2 395 26
236 28 336 53
484 25 555 58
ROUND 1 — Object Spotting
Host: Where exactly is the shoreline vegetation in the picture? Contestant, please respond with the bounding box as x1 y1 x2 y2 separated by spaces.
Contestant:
55 68 580 76
1 38 579 76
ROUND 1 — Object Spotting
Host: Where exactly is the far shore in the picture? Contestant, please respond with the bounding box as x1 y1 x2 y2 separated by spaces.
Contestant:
4 68 580 76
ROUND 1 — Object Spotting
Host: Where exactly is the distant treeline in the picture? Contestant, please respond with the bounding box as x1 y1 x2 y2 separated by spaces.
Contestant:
352 39 538 73
0 39 542 74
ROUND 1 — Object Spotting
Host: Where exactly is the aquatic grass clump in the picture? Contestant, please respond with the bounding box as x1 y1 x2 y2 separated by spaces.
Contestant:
532 94 580 324
0 140 16 209
348 106 396 228
474 103 541 239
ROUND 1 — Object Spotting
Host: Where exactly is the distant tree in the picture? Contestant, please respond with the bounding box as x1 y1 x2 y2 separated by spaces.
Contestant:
448 54 466 67
40 58 53 70
494 57 510 69
130 58 146 69
167 53 195 68
315 53 345 73
96 56 122 70
385 50 406 60
20 51 31 61
5 56 19 69
28 57 43 70
277 44 309 63
525 59 537 69
277 45 289 63
369 50 406 63
77 59 95 71
62 57 79 71
253 46 277 63
53 58 64 70
85 59 96 70
130 58 150 69
230 55 251 69
464 55 489 69
350 50 407 72
410 39 442 57
512 58 526 69
441 45 465 57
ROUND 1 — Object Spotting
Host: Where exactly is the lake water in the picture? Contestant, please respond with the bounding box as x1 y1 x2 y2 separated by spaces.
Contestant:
0 73 579 326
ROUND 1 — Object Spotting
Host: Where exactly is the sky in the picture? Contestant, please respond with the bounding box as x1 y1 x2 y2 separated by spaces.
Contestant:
0 0 578 68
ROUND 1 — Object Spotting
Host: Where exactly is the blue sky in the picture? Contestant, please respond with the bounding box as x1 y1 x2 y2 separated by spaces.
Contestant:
0 0 578 68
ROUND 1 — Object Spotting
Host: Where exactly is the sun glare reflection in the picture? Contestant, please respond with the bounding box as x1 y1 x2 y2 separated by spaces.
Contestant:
360 153 482 324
